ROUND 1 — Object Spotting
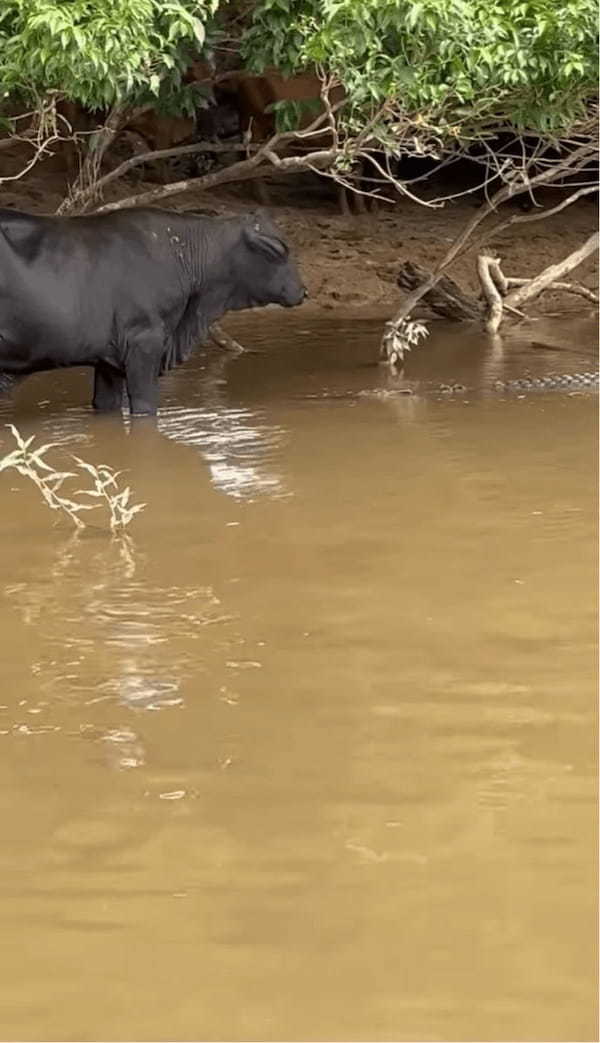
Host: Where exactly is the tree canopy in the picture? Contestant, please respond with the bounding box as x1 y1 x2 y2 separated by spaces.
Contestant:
0 0 217 111
0 0 597 208
1 1 597 138
241 0 598 140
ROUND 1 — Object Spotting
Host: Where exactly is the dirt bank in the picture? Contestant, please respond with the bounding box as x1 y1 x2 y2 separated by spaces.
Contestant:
2 168 598 319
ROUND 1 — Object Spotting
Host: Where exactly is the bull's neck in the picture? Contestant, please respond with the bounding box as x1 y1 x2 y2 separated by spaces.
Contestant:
189 271 255 325
195 282 235 333
180 226 253 323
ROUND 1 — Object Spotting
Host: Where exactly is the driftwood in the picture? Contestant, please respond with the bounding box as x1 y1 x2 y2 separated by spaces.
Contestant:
477 254 506 333
209 323 245 352
505 277 599 303
395 232 598 339
396 260 482 321
380 141 598 359
503 231 599 310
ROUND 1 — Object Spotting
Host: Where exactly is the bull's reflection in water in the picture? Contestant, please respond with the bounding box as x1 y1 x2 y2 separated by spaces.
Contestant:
157 402 288 500
1 345 290 503
156 346 289 500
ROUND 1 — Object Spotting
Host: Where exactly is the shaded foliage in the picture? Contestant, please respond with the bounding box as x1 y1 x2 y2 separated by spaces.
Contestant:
0 0 218 111
241 0 598 140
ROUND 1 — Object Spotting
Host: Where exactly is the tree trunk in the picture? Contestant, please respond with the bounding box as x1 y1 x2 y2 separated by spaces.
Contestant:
396 261 482 320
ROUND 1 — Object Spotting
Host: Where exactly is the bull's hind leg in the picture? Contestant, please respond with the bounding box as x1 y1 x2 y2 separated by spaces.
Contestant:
93 364 125 411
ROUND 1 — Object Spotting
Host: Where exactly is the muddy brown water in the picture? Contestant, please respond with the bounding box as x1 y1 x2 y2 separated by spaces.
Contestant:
0 313 597 1042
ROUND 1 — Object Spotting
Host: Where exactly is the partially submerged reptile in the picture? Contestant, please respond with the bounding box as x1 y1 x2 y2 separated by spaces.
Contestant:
299 370 599 405
437 371 599 394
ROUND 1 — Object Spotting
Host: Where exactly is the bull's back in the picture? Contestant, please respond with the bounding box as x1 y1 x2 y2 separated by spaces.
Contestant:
0 210 161 370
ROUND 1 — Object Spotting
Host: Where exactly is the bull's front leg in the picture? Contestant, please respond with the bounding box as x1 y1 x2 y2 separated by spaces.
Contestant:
93 363 125 412
124 338 162 416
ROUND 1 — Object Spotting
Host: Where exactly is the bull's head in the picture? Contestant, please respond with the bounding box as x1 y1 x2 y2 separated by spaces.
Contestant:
241 213 307 308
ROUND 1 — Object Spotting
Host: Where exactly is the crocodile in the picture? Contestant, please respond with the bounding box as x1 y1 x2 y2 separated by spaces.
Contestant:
437 371 599 394
299 370 599 405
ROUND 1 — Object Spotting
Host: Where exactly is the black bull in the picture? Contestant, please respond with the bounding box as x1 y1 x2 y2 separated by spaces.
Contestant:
0 208 306 415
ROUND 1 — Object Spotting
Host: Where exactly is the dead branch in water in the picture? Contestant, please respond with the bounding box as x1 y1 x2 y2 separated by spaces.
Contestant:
209 323 245 352
474 233 598 333
394 232 598 339
477 254 508 333
381 145 598 356
396 261 482 321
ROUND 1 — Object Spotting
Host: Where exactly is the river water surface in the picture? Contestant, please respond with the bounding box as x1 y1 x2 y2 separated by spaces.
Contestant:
0 313 597 1042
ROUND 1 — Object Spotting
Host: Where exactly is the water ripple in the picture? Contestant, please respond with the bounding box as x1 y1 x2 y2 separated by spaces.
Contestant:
158 405 289 500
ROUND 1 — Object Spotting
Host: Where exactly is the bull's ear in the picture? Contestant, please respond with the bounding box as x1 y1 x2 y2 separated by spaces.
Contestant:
244 222 288 259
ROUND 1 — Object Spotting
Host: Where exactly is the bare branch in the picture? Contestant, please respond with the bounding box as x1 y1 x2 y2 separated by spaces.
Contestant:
471 184 598 248
57 139 258 215
317 69 340 151
55 97 345 215
505 278 599 303
477 254 507 333
94 145 338 214
383 141 598 336
355 149 444 207
58 103 134 214
0 92 77 185
504 231 599 310
0 133 63 183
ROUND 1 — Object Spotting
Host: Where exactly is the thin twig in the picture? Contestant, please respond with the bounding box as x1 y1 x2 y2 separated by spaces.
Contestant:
505 278 598 303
